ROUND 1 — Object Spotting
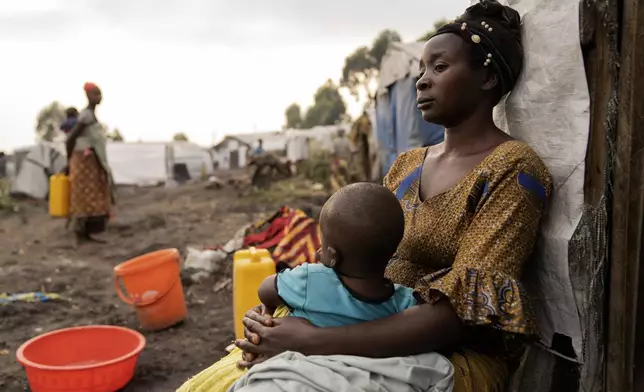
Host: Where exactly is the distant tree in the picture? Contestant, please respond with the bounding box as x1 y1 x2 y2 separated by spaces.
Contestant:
370 29 402 69
35 101 66 141
173 132 189 142
417 19 450 42
302 80 347 128
107 128 125 142
340 30 401 101
284 103 303 129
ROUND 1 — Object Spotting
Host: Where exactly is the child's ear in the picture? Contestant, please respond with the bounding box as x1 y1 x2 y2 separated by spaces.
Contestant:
327 247 339 268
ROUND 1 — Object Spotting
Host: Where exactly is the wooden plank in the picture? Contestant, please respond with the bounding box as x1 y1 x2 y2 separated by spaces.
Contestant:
607 0 644 390
581 0 611 207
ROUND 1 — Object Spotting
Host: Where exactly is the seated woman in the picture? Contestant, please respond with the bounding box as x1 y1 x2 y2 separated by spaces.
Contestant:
185 1 553 391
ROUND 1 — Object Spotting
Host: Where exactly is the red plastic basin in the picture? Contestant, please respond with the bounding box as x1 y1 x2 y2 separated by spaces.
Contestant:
16 325 146 392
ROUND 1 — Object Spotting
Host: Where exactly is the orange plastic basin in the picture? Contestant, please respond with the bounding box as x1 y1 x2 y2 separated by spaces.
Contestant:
16 325 146 392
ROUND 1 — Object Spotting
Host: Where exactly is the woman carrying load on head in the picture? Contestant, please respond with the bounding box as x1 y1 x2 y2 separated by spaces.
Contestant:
65 82 116 244
181 1 552 391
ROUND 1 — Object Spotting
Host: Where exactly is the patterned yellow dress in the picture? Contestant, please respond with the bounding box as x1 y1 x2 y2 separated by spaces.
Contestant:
384 140 552 392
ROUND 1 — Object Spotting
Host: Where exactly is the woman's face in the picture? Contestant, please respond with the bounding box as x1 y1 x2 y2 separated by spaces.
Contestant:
416 34 488 127
88 89 103 105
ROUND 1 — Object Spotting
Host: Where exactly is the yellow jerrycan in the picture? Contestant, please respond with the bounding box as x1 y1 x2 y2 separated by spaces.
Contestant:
49 174 70 217
233 247 276 339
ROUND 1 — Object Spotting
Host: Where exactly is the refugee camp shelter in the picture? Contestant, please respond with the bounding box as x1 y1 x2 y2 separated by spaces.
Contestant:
9 141 214 197
375 42 444 175
107 141 213 186
235 131 287 154
284 124 349 162
211 136 250 170
212 131 287 169
10 142 66 199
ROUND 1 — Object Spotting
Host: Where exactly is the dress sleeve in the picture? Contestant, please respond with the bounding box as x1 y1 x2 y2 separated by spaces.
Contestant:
417 160 552 335
383 149 426 191
77 109 95 125
275 264 309 311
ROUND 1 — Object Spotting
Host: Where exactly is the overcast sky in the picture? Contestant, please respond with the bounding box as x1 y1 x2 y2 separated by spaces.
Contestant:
0 0 468 151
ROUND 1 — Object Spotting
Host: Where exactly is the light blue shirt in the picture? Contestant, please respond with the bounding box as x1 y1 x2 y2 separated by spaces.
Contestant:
276 263 418 328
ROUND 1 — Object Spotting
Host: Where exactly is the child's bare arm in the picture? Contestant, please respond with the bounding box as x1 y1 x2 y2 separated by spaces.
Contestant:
257 275 283 313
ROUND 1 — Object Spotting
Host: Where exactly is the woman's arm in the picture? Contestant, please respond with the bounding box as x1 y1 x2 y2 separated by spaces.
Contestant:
65 122 86 158
236 298 462 365
306 300 462 357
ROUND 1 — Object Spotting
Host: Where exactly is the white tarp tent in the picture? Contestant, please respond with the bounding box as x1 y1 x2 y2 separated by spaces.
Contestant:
11 142 66 199
107 142 214 186
284 124 347 162
107 142 173 186
8 141 214 198
212 137 249 170
213 131 287 170
172 141 214 179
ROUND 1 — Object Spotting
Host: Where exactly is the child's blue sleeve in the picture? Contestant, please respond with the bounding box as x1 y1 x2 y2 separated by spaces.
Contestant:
393 285 422 312
275 264 309 311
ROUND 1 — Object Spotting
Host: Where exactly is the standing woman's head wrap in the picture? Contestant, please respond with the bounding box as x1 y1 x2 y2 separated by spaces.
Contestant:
83 82 102 106
84 82 100 93
434 0 523 100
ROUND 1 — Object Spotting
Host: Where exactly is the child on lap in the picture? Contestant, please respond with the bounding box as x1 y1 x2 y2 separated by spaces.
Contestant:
177 183 420 392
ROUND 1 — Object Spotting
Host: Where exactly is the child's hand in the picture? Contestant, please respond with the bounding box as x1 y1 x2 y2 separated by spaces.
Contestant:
238 352 267 369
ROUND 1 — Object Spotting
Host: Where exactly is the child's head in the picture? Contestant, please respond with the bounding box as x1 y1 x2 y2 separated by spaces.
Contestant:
319 182 404 278
65 107 79 119
60 107 79 133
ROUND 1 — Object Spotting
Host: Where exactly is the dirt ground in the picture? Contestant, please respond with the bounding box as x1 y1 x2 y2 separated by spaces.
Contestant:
0 176 326 391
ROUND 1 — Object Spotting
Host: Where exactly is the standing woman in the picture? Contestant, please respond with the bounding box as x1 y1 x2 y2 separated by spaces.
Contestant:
66 83 115 244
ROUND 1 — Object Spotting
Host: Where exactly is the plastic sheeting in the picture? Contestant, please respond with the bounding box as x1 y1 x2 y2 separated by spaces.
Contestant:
285 125 344 162
172 142 214 179
377 42 426 96
107 143 172 186
107 142 212 186
375 77 444 175
375 41 445 175
375 91 395 174
11 142 66 199
480 0 589 360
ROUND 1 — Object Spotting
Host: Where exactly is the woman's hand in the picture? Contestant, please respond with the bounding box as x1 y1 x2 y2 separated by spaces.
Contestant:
242 305 273 346
239 305 272 365
236 311 315 368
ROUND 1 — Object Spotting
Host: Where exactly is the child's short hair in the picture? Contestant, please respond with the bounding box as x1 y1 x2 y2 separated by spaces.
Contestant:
65 107 79 118
320 182 404 273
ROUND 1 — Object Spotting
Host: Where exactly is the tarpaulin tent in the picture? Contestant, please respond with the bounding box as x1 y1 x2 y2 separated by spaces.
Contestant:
375 42 444 175
107 141 213 186
10 142 66 199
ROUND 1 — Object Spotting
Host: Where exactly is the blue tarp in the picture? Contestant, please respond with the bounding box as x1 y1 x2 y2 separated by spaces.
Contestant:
375 76 444 175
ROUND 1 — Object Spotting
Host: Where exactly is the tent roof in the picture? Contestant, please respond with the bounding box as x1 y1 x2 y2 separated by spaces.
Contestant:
212 136 251 150
283 124 350 138
377 41 425 96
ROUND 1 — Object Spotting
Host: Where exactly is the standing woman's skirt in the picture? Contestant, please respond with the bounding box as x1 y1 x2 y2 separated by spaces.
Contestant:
69 151 111 235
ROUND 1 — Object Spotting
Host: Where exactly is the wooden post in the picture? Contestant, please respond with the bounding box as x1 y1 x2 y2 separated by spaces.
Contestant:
607 0 644 391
